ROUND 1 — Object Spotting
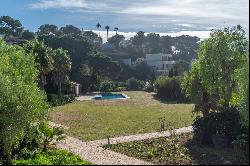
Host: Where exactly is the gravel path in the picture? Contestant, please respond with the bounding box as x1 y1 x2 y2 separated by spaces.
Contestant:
53 124 193 165
56 136 152 165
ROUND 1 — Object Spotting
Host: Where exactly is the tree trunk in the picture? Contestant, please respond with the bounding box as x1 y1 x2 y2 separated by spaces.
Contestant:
2 143 12 165
58 82 62 98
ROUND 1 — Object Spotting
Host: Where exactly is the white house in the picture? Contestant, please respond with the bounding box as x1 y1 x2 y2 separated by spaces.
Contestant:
120 58 132 67
145 53 175 75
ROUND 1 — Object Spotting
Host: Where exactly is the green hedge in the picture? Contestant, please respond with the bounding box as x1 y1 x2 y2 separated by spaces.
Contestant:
155 76 187 102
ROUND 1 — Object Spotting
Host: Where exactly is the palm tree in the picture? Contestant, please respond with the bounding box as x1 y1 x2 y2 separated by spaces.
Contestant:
52 48 71 97
24 40 54 90
96 22 101 37
105 25 110 39
114 27 119 35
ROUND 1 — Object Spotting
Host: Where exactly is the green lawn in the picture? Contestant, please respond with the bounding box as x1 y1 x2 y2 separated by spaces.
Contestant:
107 133 249 165
50 91 195 141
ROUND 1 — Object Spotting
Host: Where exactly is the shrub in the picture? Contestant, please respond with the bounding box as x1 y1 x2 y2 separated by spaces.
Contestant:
192 106 242 147
47 94 75 106
126 77 145 90
13 149 91 165
99 81 114 92
115 86 127 92
155 76 186 102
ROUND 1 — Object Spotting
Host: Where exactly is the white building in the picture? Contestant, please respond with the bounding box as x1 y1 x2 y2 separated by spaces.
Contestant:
120 58 132 67
145 53 175 75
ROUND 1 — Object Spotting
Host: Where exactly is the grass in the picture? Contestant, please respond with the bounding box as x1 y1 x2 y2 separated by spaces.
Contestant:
50 91 195 141
13 149 92 165
107 133 249 165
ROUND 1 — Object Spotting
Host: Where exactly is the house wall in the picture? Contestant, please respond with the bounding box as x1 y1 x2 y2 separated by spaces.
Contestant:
146 53 175 71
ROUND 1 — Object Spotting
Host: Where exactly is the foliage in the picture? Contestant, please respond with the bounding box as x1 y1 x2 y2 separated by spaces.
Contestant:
59 25 81 36
183 25 248 107
134 58 154 81
47 94 75 107
36 122 65 151
99 81 115 92
23 39 54 90
169 60 191 76
155 76 187 102
13 149 91 165
232 133 249 154
21 30 35 40
108 34 125 47
192 106 242 146
38 33 99 92
0 16 23 37
108 133 249 165
0 39 48 164
182 25 249 116
51 48 72 96
37 24 58 36
126 78 145 90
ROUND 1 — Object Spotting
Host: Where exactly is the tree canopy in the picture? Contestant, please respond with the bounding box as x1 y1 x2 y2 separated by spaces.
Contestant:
182 25 249 115
0 16 23 37
0 39 48 164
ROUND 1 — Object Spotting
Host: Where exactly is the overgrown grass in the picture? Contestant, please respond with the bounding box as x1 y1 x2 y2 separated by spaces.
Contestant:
13 149 92 165
50 91 195 141
107 133 249 165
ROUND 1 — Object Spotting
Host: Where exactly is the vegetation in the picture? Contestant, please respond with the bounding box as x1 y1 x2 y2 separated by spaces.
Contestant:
50 91 195 141
0 16 23 38
13 149 91 165
181 25 249 147
108 133 249 165
126 78 145 90
0 39 48 164
155 76 187 102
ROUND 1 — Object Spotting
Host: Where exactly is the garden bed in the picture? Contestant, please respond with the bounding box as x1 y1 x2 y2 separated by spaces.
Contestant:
107 133 249 165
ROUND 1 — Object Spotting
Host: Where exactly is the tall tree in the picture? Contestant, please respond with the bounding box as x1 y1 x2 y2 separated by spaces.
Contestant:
181 25 249 144
59 25 81 35
96 22 101 37
107 34 125 47
0 16 23 38
38 24 58 35
114 27 119 35
105 25 110 39
21 30 35 40
52 48 72 97
23 40 54 90
0 39 48 165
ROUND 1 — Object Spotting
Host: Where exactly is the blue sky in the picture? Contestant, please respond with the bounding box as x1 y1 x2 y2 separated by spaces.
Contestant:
0 0 249 39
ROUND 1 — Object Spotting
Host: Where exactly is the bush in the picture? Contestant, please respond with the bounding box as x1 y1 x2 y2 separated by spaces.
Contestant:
99 81 114 92
13 149 91 165
115 86 127 92
155 76 186 102
47 94 75 106
192 106 242 147
126 78 145 90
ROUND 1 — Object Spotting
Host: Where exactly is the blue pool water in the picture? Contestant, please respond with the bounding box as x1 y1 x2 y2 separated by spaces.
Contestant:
93 93 129 100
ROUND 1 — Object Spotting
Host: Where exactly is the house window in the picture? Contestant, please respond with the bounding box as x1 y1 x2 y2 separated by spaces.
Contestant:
162 56 168 61
162 64 164 69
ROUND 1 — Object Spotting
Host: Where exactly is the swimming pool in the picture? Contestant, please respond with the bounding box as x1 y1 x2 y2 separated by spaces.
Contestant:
92 93 129 100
